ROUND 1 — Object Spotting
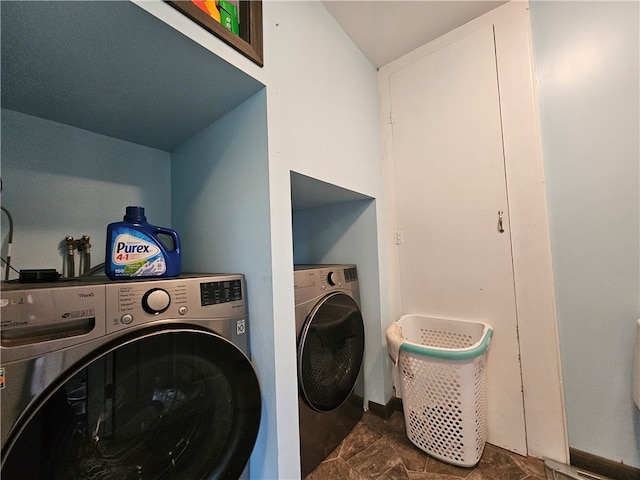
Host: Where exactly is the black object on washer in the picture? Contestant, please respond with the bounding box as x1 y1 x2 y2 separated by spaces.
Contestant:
1 274 261 480
294 264 365 477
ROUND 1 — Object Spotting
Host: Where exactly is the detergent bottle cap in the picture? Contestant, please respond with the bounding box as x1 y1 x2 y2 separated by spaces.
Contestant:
124 206 147 223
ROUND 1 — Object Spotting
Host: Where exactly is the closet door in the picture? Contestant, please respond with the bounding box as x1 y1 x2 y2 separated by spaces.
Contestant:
389 25 527 454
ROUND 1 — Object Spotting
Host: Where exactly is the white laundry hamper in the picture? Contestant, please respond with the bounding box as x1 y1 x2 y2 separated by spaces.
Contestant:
387 314 493 467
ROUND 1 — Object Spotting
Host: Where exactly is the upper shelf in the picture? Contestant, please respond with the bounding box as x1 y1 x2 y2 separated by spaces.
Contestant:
290 172 373 210
166 0 263 67
1 1 264 152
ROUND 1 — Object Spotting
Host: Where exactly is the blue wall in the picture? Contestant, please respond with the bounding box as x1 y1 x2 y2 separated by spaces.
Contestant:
530 0 640 467
170 90 275 479
1 109 171 278
261 2 387 476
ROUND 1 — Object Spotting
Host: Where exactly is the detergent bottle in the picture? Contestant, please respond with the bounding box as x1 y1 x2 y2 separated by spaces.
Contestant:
105 206 181 280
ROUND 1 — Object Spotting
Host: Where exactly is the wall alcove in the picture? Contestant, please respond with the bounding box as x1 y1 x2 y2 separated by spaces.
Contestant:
1 0 264 152
0 0 271 353
1 0 268 271
1 2 272 475
290 171 375 265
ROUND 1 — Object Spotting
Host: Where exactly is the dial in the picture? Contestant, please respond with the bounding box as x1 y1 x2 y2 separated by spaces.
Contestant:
327 271 337 286
142 288 171 314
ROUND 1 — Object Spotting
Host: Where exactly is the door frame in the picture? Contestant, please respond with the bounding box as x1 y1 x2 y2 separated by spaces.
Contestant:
378 0 568 463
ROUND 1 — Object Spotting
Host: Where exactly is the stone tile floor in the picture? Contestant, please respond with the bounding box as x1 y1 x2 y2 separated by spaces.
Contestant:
305 410 547 480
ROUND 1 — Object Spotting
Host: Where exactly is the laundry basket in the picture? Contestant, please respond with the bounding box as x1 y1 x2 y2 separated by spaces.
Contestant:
387 314 493 467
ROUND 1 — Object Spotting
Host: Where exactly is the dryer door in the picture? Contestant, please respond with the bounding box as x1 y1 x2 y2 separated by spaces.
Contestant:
2 326 261 480
298 292 365 412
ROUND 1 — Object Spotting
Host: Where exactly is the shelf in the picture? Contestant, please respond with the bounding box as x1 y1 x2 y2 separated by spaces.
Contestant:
166 1 263 67
291 172 373 210
0 1 264 152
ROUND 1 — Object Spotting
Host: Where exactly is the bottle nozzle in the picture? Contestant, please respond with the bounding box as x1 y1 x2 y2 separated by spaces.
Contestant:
124 206 146 222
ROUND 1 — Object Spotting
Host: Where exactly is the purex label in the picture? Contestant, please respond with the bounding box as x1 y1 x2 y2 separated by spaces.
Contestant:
110 231 166 277
112 233 160 264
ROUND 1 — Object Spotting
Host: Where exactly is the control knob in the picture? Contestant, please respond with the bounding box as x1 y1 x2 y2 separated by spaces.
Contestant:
327 271 337 286
142 288 171 314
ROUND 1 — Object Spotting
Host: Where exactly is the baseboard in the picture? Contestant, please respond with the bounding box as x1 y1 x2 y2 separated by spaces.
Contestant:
368 397 403 419
570 448 640 480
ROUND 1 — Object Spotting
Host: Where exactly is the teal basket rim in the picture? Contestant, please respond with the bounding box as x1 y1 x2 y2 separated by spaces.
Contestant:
399 327 493 360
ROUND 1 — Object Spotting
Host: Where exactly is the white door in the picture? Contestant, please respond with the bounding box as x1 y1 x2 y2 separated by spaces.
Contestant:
389 25 527 454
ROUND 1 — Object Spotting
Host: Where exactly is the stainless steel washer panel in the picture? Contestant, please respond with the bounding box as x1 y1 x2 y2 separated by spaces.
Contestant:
1 274 247 363
0 274 249 450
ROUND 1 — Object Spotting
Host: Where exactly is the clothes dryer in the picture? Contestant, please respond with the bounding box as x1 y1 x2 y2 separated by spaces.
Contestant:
1 274 261 480
294 265 365 477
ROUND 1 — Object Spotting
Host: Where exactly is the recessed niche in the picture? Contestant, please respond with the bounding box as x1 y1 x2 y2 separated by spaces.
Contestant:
290 171 375 265
1 1 264 152
291 171 372 210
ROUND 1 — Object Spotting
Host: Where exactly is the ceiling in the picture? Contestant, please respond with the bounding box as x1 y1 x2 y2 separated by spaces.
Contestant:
322 0 508 68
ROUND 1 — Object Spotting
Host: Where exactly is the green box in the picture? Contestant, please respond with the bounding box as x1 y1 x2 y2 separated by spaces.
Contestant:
218 0 239 35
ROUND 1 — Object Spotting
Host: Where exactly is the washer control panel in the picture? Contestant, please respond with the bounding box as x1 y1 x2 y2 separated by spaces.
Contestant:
104 275 245 334
200 279 243 306
0 274 245 362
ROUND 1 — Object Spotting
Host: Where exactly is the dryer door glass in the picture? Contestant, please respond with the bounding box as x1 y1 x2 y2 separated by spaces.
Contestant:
298 292 365 412
2 328 261 480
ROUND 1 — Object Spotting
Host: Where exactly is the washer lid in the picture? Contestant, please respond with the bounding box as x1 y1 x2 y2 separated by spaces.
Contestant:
298 292 365 412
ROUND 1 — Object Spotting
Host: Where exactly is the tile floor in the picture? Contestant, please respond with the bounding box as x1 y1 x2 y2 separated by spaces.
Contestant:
305 410 547 480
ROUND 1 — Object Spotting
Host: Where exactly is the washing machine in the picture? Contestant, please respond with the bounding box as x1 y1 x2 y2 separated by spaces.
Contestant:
294 264 365 477
0 274 261 480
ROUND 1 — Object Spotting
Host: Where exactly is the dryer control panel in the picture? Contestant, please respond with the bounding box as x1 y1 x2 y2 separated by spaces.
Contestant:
293 264 359 304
